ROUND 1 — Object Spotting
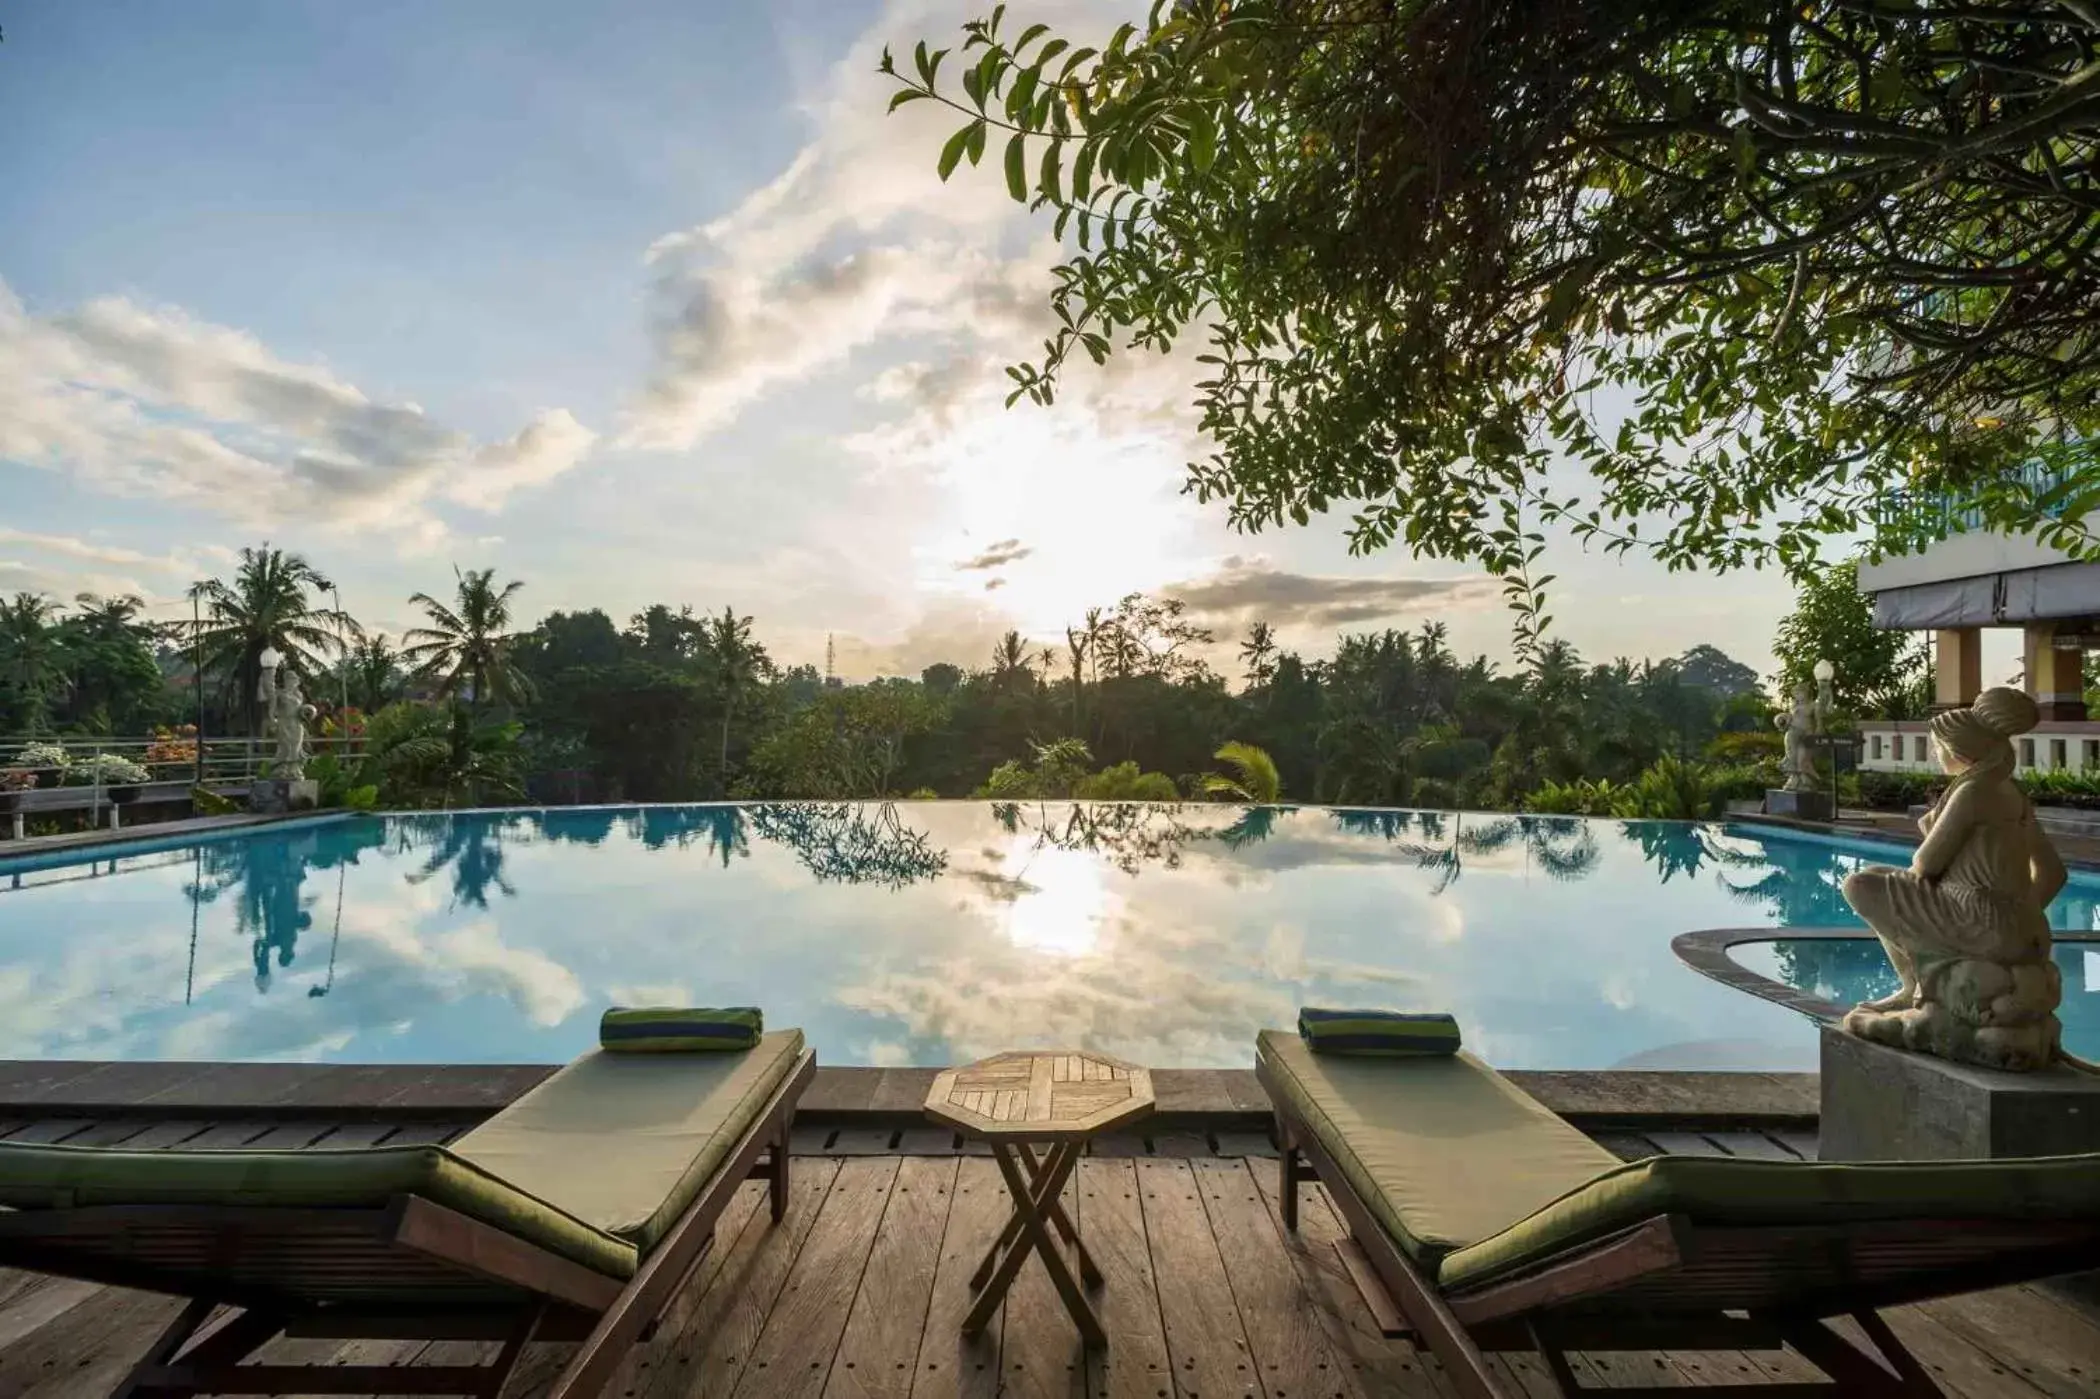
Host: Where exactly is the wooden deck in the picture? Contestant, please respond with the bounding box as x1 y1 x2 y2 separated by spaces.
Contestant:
1 1131 2096 1397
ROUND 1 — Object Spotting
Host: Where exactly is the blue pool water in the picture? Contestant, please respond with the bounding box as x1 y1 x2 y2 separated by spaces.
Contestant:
3 804 2096 1070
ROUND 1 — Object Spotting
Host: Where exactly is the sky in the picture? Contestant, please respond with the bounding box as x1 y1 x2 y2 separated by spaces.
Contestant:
0 0 1799 682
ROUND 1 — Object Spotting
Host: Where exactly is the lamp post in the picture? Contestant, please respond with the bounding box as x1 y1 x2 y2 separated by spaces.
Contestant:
190 588 206 786
1813 658 1838 819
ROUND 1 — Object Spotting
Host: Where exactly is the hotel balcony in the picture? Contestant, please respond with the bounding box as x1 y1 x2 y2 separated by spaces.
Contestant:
1857 448 2099 719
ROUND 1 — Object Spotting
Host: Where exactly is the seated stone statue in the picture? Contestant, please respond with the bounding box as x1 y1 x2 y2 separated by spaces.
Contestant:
1839 687 2066 1071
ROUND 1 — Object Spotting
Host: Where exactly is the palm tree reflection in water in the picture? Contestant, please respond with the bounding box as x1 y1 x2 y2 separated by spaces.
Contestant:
1333 809 1602 893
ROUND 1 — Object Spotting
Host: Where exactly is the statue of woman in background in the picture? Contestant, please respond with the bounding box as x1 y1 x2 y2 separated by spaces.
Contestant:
1840 687 2066 1071
258 658 315 781
1774 683 1821 793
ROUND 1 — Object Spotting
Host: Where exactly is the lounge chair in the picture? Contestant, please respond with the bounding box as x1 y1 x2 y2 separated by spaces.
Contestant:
1257 1029 2100 1398
0 1030 814 1398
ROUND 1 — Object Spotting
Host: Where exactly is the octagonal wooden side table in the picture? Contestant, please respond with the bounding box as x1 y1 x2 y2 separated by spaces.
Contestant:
925 1049 1155 1347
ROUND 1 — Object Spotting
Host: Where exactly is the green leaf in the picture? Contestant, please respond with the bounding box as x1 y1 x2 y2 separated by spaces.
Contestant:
1014 22 1049 55
965 118 987 167
1004 132 1028 201
937 123 974 181
1188 107 1218 174
888 89 929 113
1039 140 1063 204
1073 139 1096 199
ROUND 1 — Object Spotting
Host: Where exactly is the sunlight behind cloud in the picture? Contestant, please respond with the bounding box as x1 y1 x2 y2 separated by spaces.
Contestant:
1001 844 1114 957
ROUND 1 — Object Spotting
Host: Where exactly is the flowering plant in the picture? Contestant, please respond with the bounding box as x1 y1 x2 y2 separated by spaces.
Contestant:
145 725 200 766
0 769 35 793
13 742 69 776
72 753 150 786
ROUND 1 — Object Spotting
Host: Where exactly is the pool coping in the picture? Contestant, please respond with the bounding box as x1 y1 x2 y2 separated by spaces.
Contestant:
0 1059 1819 1130
1673 924 2100 1025
0 810 362 875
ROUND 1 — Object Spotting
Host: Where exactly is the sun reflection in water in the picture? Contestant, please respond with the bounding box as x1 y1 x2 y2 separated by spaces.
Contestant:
1002 844 1113 956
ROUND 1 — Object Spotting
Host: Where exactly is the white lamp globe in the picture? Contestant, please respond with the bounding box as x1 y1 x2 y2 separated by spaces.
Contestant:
258 647 283 672
1813 658 1835 684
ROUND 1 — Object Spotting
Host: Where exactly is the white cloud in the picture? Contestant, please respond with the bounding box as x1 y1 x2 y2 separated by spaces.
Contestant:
0 279 597 544
619 0 1136 453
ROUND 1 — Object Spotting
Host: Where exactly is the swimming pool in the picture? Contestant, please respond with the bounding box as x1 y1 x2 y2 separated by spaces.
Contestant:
3 803 2096 1070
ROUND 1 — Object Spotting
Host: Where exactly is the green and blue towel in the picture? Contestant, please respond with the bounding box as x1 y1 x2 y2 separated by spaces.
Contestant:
600 1006 763 1053
1298 1008 1461 1057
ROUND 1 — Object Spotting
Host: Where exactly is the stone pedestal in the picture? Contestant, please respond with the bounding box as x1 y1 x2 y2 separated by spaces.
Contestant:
1765 788 1834 822
1819 1026 2100 1160
248 778 320 815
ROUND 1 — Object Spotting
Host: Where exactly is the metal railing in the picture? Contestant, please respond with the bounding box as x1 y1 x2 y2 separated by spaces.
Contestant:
0 733 366 837
1871 443 2093 536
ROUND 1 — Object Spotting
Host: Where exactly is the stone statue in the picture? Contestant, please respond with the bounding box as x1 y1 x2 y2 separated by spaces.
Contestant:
1774 683 1825 793
258 658 316 781
1839 687 2066 1071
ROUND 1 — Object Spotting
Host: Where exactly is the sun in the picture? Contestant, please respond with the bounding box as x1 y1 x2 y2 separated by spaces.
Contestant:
1002 843 1114 957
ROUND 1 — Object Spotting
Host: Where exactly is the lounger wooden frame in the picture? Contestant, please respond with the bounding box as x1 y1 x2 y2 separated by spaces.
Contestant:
1261 1056 2100 1399
0 1049 815 1399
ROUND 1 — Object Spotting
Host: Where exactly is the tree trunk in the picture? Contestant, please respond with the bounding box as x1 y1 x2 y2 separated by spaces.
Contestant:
719 705 732 796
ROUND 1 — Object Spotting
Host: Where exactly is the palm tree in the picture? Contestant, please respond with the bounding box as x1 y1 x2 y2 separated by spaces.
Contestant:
191 547 356 733
0 593 67 732
341 635 403 713
1239 620 1278 692
402 568 532 713
69 592 148 643
1203 741 1283 803
991 630 1030 688
700 607 765 794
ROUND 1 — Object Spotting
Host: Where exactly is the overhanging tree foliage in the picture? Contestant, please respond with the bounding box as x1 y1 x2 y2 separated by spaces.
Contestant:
886 1 2100 650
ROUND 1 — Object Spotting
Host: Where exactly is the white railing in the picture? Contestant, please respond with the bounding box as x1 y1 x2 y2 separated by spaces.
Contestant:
1857 719 2100 777
0 733 366 837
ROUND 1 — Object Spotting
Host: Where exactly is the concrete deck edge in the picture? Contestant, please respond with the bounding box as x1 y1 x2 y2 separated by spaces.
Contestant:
0 1060 1820 1126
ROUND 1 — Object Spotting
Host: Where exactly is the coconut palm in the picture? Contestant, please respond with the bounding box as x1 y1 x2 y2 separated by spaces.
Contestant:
0 593 68 732
191 547 356 732
700 607 766 794
1239 620 1278 692
1203 741 1283 803
402 568 533 712
340 635 404 713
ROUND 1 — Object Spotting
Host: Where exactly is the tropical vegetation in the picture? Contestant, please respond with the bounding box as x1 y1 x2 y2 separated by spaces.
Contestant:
2 543 1955 828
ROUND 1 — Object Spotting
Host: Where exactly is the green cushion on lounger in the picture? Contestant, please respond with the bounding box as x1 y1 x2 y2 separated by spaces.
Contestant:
1437 1149 2100 1293
1256 1029 1620 1269
0 1029 807 1281
451 1028 804 1252
0 1141 638 1279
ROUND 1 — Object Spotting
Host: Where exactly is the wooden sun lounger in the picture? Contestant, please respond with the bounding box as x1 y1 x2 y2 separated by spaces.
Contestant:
1257 1031 2100 1399
0 1043 815 1398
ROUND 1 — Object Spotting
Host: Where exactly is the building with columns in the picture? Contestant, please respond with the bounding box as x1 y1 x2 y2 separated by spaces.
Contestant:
1854 492 2099 776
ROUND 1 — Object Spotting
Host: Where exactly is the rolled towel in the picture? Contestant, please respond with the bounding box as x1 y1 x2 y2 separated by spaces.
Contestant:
1298 1008 1462 1057
601 1006 762 1053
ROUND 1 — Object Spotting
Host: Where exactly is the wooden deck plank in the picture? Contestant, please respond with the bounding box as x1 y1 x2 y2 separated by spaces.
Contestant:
1076 1156 1175 1399
2 1119 97 1145
176 1119 278 1148
115 1118 214 1148
0 1273 103 1355
1244 1171 1452 1398
648 1156 842 1399
733 1155 903 1399
1195 1157 1356 1399
1915 1287 2100 1397
1833 1309 2058 1398
1638 1131 1730 1159
1138 1155 1265 1399
1701 1131 1804 1162
310 1120 401 1147
242 1119 343 1150
909 1155 1007 1399
0 1280 189 1397
824 1156 957 1399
